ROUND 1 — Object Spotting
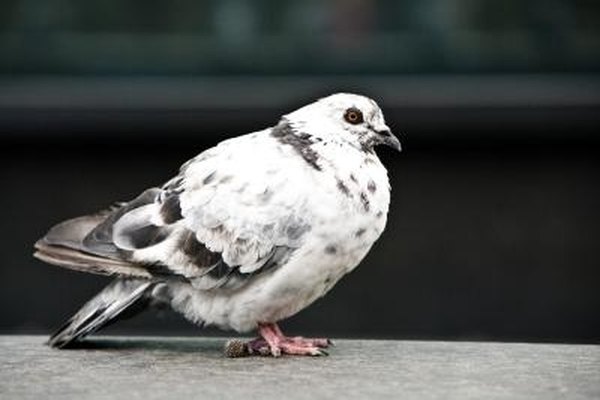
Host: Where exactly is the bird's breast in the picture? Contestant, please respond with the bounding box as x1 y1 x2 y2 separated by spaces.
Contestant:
169 142 393 332
309 148 391 248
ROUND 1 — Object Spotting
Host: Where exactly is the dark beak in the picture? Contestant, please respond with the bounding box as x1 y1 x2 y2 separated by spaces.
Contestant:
376 129 402 152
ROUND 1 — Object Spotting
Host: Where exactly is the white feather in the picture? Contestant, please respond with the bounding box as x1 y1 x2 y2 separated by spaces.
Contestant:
159 93 395 331
116 93 396 332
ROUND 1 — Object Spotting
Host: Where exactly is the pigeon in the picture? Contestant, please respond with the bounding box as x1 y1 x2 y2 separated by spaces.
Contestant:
34 93 401 357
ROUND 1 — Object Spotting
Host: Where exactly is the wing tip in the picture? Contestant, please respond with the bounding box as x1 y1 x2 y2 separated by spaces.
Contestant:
33 241 152 278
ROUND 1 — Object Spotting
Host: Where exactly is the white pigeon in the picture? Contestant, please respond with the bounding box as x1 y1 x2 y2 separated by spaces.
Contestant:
34 93 401 357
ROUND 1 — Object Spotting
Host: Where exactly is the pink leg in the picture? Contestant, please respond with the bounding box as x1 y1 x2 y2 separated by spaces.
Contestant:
270 324 332 348
255 323 331 357
224 323 333 357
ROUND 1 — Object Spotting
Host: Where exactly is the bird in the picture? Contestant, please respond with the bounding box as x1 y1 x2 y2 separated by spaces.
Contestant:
34 93 401 357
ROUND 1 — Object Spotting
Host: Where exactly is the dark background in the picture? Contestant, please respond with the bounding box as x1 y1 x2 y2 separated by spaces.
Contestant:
1 0 599 343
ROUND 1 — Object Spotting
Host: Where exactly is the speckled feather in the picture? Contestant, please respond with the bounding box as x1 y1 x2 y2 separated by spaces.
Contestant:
34 93 400 344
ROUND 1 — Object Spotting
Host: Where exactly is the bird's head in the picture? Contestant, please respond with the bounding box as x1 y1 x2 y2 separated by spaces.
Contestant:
283 93 401 153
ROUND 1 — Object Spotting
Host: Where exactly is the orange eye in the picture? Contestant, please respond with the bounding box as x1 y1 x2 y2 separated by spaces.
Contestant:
344 108 364 125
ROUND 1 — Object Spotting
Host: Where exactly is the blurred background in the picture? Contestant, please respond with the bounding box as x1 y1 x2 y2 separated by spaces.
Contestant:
1 0 599 343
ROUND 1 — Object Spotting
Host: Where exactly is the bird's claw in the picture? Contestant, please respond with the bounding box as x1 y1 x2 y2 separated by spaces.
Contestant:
314 348 329 357
225 323 334 357
275 342 328 357
225 337 332 357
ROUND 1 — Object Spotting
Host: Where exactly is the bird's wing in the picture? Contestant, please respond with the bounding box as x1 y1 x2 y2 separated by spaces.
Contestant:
34 188 168 279
35 131 314 289
177 132 313 271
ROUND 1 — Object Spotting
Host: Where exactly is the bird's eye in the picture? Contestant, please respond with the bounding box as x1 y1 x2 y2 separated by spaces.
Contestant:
344 108 364 125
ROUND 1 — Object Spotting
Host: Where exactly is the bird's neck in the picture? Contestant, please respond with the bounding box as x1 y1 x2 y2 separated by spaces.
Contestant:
277 117 376 157
271 118 385 180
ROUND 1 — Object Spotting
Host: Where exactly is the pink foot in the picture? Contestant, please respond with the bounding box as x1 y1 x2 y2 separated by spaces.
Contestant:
260 323 331 357
226 323 333 357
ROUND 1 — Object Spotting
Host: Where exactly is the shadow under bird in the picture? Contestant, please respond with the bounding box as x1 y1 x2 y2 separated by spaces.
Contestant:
34 93 401 357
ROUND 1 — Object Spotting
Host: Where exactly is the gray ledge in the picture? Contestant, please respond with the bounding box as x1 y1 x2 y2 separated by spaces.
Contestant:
1 336 599 400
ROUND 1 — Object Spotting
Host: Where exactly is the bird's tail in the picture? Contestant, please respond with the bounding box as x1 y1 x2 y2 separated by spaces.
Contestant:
33 194 157 279
48 278 154 348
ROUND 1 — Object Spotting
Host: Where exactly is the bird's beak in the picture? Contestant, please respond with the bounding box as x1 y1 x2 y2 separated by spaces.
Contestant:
375 126 402 152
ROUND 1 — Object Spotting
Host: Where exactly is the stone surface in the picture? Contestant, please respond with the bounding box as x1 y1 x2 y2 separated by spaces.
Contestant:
1 336 599 400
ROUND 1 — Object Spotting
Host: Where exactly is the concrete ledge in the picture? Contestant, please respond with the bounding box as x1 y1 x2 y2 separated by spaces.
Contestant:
1 336 599 399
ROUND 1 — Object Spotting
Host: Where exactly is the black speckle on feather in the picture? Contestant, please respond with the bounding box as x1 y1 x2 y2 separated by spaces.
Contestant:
360 136 378 154
259 189 274 203
355 228 367 238
325 245 338 254
336 179 351 197
364 156 376 165
159 194 183 224
203 171 217 185
219 175 234 184
271 118 322 171
285 223 311 241
360 192 370 212
367 180 377 193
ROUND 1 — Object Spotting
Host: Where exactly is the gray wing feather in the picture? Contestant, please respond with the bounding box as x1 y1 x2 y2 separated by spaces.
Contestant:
34 189 164 278
82 189 162 256
47 279 154 348
35 139 298 286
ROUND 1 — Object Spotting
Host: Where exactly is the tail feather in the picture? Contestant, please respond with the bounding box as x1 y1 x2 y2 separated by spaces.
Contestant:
48 279 154 348
34 188 161 278
34 240 152 278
